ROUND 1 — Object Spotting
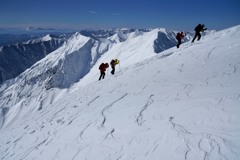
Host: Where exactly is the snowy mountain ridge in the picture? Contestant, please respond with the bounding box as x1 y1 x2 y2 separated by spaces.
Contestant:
0 28 186 124
0 25 239 160
0 34 67 84
22 34 63 44
0 28 185 85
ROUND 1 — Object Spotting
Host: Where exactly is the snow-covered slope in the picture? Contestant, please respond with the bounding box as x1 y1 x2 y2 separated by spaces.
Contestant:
1 25 239 160
0 28 182 129
0 33 98 129
79 28 189 86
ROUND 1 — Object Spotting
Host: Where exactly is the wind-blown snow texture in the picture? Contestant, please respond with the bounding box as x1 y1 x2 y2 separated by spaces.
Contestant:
0 26 240 160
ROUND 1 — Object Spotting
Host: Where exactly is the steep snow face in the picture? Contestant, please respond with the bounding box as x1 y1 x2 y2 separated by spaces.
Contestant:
30 33 95 89
0 33 95 128
0 25 239 160
78 28 184 86
0 34 66 84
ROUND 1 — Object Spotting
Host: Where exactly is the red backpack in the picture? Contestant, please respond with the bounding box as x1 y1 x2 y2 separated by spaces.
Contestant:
99 63 104 70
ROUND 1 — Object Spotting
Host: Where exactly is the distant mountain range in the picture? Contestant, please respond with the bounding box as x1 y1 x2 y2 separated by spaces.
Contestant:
0 28 192 84
0 34 67 84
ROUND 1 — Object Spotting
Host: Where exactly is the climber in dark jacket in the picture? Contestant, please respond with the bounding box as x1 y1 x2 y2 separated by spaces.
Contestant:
192 24 207 43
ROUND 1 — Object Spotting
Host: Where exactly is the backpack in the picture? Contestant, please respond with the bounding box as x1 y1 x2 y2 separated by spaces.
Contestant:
99 63 104 70
176 32 180 39
110 59 119 66
195 24 202 32
114 59 119 65
110 59 115 66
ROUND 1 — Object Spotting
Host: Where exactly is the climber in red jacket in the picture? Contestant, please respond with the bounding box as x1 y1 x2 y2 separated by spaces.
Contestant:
176 32 184 48
98 63 109 80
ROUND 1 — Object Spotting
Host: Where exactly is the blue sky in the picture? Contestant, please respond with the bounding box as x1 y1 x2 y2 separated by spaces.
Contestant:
0 0 240 31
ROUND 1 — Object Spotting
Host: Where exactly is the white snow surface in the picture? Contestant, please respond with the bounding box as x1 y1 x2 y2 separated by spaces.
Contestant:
0 25 240 160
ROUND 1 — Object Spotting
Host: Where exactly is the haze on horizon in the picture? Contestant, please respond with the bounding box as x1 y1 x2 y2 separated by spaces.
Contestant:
0 0 240 31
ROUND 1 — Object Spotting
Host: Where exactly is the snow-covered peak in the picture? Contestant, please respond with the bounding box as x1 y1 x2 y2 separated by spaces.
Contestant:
108 30 128 43
22 34 59 44
120 27 130 31
72 32 81 37
126 29 144 39
42 34 52 41
0 33 96 125
21 33 92 87
158 27 168 34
